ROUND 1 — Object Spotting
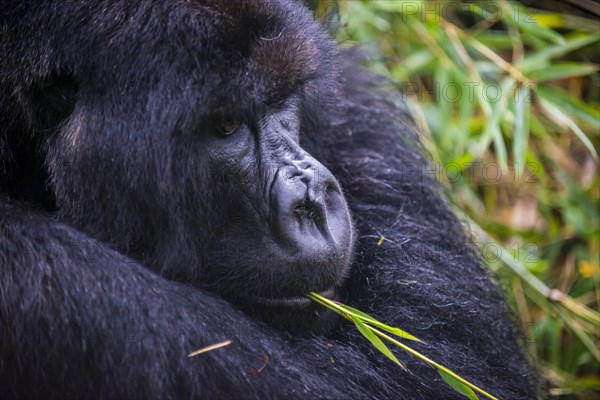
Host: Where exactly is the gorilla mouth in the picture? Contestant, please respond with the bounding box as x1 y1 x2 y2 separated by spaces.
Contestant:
255 288 335 310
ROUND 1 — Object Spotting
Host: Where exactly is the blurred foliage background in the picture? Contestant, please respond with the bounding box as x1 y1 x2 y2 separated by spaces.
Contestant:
313 0 599 398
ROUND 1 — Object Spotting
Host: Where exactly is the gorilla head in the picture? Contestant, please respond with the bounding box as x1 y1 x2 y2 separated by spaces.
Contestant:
13 0 353 331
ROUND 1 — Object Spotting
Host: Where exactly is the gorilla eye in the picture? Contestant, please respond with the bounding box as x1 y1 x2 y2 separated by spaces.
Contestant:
219 120 239 136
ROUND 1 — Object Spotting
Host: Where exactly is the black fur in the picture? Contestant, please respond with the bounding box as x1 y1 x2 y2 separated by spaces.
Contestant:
0 1 539 398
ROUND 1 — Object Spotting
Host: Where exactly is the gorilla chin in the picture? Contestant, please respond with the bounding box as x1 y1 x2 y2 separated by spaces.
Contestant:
244 288 343 336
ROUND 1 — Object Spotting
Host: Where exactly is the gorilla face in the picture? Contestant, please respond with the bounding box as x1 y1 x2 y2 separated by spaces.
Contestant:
34 0 353 330
186 95 354 321
198 96 354 305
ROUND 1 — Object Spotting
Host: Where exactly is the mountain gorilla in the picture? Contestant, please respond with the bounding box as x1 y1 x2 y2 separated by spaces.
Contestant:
0 0 539 398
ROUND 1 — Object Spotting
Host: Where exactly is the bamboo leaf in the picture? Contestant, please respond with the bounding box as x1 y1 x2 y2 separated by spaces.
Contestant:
512 13 565 45
309 294 499 399
477 77 513 169
438 370 479 400
529 63 598 82
531 14 565 30
532 12 600 33
536 85 600 130
518 35 600 71
337 304 378 322
538 98 598 158
338 304 421 342
512 85 531 173
493 127 508 172
351 315 405 369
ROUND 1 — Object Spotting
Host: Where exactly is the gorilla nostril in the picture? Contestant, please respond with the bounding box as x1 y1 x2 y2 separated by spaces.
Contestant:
324 182 339 197
298 160 313 170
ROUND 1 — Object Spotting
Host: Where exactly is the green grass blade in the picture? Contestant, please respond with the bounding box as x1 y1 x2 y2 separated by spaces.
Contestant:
493 127 508 171
512 85 531 173
528 63 598 82
516 16 565 45
336 303 378 322
338 304 421 342
478 77 512 168
438 370 479 400
350 315 405 369
539 98 598 158
536 85 600 130
518 35 600 71
309 294 499 399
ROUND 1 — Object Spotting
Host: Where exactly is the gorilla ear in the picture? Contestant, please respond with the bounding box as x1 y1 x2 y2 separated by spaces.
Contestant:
36 72 78 117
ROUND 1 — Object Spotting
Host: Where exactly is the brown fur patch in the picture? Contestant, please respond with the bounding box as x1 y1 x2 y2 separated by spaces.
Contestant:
187 0 329 114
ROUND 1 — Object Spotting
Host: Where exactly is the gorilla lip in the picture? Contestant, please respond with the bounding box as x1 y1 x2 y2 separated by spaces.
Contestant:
255 288 335 310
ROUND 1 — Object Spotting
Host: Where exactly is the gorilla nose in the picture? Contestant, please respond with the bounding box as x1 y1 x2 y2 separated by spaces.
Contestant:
269 156 349 252
283 160 334 206
271 158 338 229
284 160 313 180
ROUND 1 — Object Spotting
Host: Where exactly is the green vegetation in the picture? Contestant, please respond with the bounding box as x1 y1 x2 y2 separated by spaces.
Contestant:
331 1 599 397
309 293 498 399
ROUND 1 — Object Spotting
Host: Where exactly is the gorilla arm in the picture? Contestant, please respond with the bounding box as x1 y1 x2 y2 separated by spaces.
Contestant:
0 202 355 398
